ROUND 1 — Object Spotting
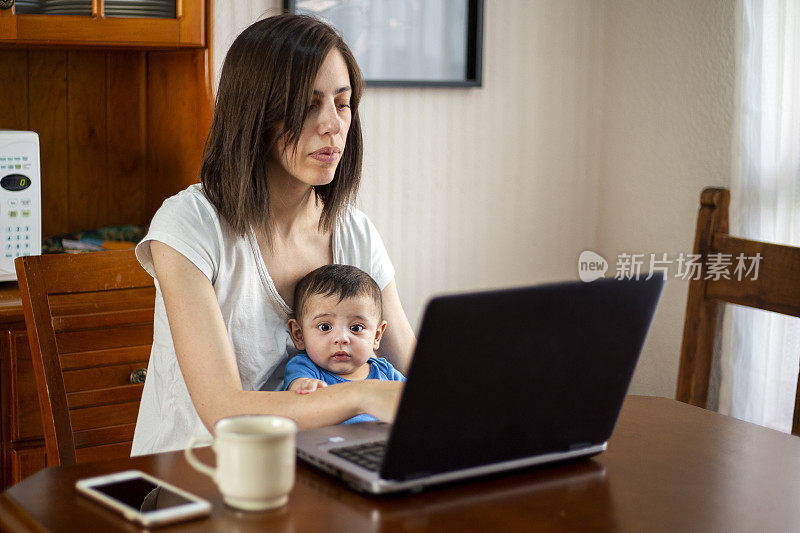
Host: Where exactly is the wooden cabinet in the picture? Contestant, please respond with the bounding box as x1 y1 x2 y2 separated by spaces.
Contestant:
0 3 213 241
0 0 206 48
0 281 154 488
9 446 45 485
0 1 213 489
1 318 46 488
6 329 41 444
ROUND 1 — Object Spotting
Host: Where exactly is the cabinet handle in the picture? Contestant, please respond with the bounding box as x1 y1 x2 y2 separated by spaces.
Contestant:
130 368 147 384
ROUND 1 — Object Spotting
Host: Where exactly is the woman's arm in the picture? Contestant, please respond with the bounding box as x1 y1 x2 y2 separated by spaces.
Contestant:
150 241 402 431
376 279 416 374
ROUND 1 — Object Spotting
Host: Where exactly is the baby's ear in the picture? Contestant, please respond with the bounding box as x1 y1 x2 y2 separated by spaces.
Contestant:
288 319 306 350
373 321 388 350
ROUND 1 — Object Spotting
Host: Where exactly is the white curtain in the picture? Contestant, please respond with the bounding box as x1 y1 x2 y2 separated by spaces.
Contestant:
719 0 800 432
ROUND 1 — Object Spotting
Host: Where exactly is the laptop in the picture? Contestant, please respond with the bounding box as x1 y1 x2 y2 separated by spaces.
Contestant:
296 276 664 494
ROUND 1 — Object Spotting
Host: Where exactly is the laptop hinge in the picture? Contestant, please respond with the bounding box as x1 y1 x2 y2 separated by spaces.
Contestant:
397 471 432 481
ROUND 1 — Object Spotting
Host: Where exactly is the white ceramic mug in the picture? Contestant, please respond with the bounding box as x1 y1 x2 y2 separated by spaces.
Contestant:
185 415 297 511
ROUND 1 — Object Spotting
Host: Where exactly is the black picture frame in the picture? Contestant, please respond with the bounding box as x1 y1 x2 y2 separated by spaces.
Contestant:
284 0 483 88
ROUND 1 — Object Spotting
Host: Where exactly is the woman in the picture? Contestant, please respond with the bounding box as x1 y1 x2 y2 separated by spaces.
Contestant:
131 14 416 456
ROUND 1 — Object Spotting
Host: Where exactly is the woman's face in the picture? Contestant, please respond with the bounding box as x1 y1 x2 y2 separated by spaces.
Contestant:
275 49 353 188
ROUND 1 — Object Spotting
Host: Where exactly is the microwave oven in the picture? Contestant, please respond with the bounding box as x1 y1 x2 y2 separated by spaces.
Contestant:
0 130 42 281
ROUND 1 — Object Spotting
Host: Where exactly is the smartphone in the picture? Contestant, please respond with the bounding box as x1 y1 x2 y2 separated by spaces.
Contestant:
75 470 212 528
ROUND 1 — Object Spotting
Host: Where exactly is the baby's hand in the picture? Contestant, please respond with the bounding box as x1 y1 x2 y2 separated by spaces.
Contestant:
289 378 328 394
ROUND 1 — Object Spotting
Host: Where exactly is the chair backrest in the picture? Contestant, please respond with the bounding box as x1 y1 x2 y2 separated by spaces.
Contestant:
15 250 154 467
677 187 800 435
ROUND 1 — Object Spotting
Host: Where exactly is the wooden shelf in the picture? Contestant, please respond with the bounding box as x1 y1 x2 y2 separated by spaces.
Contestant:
0 0 213 490
0 0 214 489
0 283 22 323
0 0 205 48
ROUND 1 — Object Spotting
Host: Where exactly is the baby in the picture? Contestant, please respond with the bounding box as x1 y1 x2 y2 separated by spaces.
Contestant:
282 264 406 424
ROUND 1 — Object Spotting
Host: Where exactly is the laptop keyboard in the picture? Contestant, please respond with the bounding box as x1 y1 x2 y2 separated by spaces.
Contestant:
329 441 387 472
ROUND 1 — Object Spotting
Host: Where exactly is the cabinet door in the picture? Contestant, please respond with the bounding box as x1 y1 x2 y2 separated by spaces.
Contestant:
9 330 43 443
0 8 16 39
10 446 46 485
1 0 205 48
1 325 45 489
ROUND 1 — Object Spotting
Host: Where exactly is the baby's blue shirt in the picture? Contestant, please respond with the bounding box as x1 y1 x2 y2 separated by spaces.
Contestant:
281 353 406 424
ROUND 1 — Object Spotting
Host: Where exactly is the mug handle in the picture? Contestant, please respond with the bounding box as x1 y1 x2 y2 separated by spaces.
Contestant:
185 436 216 479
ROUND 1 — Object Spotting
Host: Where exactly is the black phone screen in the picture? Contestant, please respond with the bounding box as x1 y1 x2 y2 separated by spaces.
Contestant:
92 477 194 512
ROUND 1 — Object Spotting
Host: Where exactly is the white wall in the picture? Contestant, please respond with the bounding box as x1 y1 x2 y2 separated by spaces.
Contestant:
358 0 604 328
599 0 735 396
214 1 736 398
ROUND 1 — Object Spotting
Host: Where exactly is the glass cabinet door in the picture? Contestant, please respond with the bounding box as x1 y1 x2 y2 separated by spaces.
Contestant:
1 0 203 47
15 1 91 15
104 1 177 19
13 1 177 17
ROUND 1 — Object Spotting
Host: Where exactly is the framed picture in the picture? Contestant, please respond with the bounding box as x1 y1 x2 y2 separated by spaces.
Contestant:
284 0 483 87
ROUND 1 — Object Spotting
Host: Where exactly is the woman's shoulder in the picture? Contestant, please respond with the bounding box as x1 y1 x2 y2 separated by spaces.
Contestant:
339 203 367 224
137 184 227 281
334 204 394 288
149 184 221 231
337 204 380 240
159 183 216 216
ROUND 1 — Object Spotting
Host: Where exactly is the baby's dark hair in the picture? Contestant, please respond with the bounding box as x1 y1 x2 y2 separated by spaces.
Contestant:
293 264 382 322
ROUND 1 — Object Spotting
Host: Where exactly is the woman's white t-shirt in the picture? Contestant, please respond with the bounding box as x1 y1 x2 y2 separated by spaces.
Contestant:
131 184 395 456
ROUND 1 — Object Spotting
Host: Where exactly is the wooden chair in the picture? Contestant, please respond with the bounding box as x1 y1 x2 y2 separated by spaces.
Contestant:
677 187 800 435
14 250 154 467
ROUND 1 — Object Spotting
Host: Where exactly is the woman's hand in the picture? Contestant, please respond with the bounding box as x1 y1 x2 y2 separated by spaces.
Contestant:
357 380 404 423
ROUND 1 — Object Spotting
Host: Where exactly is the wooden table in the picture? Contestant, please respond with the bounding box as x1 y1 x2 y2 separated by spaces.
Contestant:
2 396 800 532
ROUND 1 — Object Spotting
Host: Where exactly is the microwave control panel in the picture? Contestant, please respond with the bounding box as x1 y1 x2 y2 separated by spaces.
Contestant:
0 131 41 282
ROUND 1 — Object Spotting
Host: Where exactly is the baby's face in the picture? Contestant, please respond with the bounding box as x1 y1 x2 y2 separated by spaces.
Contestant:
291 293 386 378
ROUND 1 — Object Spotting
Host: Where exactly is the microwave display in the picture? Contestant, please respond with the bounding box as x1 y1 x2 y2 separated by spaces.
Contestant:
1 174 33 192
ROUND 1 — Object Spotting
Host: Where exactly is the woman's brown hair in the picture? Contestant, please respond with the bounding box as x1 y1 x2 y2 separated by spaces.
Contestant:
200 14 364 241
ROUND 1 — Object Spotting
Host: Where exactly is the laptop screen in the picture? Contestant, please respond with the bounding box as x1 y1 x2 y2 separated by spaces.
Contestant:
381 277 663 481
